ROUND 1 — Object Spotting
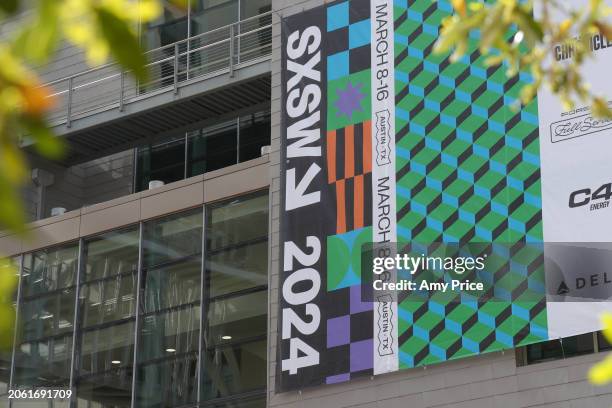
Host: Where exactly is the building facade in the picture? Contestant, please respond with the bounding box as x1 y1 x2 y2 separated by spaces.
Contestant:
1 0 612 407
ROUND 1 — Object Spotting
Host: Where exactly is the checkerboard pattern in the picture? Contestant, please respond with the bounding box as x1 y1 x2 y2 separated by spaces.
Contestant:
326 0 371 80
323 285 374 383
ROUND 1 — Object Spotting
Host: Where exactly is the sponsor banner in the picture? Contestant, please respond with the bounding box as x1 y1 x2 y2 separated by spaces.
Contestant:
278 0 612 392
535 0 612 339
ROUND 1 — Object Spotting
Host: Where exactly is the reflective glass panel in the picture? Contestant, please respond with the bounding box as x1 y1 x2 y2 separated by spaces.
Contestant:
80 275 137 328
139 306 201 362
206 291 266 347
22 245 78 297
200 339 266 400
84 228 139 282
137 210 203 408
13 334 73 387
135 354 198 408
201 192 268 402
79 321 135 376
13 244 78 388
206 193 268 297
20 289 76 341
142 260 201 313
143 210 203 268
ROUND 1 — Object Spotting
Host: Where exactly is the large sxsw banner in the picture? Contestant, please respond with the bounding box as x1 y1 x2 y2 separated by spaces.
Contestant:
279 0 612 392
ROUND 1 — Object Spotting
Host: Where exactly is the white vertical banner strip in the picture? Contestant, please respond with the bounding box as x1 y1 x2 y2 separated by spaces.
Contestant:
371 0 399 375
535 0 612 339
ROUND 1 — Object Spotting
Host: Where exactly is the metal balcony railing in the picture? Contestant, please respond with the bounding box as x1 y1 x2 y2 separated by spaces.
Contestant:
44 11 273 128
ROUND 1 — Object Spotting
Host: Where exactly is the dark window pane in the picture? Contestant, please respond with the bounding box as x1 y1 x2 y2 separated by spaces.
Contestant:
81 275 137 328
526 332 594 364
144 1 188 49
201 339 266 400
187 121 238 177
598 331 611 351
240 0 271 19
84 228 140 282
239 112 270 163
136 138 186 193
142 260 201 313
206 290 266 347
20 289 76 341
13 335 73 387
191 0 238 34
143 210 203 268
22 245 78 297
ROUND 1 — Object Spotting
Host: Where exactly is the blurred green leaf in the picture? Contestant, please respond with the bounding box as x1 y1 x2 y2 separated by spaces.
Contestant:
0 260 17 350
22 116 65 159
94 7 148 81
0 0 18 15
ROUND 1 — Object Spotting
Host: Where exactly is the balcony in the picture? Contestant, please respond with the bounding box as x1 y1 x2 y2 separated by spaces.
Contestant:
30 11 273 166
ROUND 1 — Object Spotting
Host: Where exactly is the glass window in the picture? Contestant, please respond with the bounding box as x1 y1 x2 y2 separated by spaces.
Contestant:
142 260 201 313
136 137 186 193
598 330 611 351
526 332 595 364
191 0 238 35
201 339 266 401
76 228 140 408
136 209 203 408
80 275 137 328
240 0 271 19
143 210 203 267
136 353 198 408
206 291 266 347
239 112 271 163
84 228 139 281
201 192 268 403
20 289 76 341
13 245 79 388
143 1 188 50
80 322 135 375
22 245 78 298
135 110 270 192
13 335 73 387
187 120 238 178
77 322 135 408
207 193 268 249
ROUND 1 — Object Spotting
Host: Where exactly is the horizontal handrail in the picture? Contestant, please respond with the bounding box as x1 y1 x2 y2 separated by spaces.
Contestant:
44 11 272 87
42 11 273 128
